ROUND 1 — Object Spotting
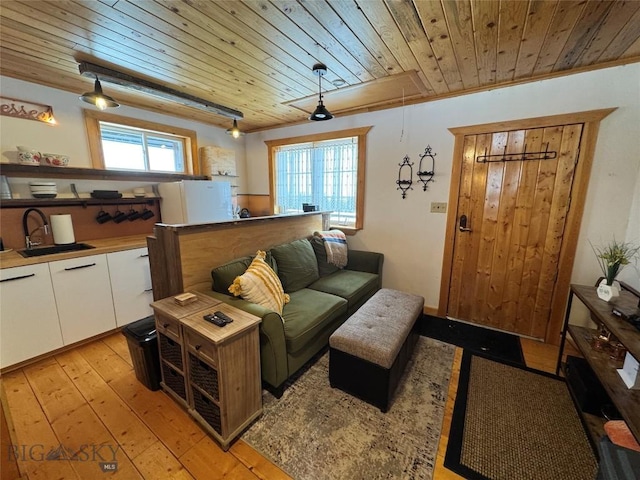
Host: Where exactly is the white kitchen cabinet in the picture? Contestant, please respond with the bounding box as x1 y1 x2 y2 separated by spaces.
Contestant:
49 254 116 345
107 247 153 327
0 263 64 368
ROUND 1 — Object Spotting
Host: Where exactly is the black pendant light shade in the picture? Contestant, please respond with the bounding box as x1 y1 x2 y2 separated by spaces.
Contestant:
80 78 119 110
226 119 245 138
309 63 333 121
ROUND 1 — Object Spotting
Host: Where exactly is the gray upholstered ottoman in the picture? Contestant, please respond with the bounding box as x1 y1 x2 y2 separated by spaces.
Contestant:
329 288 424 412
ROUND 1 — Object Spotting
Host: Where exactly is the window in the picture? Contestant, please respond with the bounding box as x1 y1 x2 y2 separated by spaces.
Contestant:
83 110 198 174
266 127 371 231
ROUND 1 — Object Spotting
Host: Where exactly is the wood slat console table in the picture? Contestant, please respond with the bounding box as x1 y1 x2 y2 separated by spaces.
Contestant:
557 284 640 442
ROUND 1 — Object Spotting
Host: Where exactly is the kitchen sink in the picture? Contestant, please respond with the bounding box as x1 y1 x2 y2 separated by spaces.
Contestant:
18 243 95 258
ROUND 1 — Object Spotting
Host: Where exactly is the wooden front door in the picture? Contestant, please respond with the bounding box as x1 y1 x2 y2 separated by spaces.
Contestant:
446 123 583 339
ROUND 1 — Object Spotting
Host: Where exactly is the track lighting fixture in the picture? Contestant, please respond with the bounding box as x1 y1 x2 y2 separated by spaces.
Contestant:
309 63 333 121
226 119 245 139
79 77 120 110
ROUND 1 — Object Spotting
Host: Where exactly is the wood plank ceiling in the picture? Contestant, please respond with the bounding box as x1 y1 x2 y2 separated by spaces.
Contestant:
1 0 639 133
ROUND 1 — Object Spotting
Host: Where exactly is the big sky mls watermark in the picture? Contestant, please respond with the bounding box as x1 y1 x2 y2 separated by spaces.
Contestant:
9 443 121 473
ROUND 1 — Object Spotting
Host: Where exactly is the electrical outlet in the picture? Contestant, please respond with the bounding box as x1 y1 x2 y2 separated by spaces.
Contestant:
430 202 447 213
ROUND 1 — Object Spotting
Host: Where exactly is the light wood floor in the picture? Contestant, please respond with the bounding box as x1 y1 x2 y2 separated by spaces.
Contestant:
1 332 577 480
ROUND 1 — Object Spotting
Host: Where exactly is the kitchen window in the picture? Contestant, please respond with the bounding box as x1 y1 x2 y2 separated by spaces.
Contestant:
84 110 198 173
266 127 371 231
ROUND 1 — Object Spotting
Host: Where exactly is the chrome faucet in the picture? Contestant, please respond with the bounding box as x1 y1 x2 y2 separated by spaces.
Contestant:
22 208 50 249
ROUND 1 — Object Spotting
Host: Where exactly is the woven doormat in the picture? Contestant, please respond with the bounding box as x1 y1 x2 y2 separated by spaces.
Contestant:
445 352 597 480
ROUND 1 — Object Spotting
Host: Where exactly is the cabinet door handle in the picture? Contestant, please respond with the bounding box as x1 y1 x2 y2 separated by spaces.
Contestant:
64 262 96 271
163 323 169 328
139 254 149 258
144 288 153 292
195 345 201 351
0 273 35 283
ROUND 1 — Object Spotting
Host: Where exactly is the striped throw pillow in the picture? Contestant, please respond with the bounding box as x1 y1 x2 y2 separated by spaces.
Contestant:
228 251 290 314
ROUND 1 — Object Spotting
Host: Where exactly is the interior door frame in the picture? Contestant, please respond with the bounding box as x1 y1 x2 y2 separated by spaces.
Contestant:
438 108 616 345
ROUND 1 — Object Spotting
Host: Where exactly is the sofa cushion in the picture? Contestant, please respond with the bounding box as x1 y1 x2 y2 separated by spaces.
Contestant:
211 252 277 294
211 256 252 294
311 235 341 277
271 238 319 292
282 289 347 353
228 251 290 314
308 270 379 311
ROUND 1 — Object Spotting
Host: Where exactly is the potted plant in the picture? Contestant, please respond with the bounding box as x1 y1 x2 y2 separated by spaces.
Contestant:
591 239 640 301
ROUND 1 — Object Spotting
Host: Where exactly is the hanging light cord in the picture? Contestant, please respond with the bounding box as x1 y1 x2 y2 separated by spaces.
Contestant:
400 88 406 143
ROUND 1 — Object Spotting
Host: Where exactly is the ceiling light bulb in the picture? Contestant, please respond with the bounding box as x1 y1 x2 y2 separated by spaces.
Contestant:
226 119 244 138
79 78 119 109
95 97 108 110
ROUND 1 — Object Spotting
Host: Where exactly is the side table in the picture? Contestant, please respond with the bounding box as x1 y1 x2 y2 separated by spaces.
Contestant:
151 292 262 450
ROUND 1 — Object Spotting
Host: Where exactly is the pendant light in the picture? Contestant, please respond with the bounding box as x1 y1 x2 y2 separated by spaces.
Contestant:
80 77 119 110
309 63 333 121
226 119 244 139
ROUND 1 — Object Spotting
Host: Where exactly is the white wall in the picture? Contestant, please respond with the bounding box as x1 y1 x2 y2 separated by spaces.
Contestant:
246 64 640 309
0 76 247 194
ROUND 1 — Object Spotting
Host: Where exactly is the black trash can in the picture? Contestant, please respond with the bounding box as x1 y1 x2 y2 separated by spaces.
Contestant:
122 315 161 391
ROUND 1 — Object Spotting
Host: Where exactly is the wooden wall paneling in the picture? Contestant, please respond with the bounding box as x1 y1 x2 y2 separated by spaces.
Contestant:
175 214 325 292
0 203 159 250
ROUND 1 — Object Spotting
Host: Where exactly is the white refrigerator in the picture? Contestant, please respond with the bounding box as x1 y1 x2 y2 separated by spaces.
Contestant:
158 180 233 224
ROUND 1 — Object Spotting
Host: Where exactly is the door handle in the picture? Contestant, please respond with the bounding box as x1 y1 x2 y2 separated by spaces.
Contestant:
459 214 472 232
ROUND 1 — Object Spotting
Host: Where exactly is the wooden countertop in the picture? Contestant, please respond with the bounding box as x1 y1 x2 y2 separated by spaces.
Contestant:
0 234 150 269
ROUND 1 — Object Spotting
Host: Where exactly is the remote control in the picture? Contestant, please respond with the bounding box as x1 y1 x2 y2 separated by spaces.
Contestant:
203 313 226 327
214 310 234 324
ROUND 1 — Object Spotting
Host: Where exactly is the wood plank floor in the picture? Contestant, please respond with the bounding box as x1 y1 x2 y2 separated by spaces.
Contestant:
1 332 577 479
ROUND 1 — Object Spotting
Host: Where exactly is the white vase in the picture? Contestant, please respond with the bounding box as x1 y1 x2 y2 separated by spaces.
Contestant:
597 279 620 301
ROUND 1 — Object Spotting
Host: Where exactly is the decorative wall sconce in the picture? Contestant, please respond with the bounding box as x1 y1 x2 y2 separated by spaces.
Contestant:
417 145 436 191
396 155 413 199
0 96 57 124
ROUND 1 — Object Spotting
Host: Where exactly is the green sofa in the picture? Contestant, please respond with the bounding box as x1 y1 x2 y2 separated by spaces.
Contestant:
203 237 383 392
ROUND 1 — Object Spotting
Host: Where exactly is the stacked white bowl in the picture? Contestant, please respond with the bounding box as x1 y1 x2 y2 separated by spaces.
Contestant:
29 182 57 198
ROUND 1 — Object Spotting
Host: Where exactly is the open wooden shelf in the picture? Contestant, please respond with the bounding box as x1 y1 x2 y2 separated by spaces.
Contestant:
0 164 206 182
1 197 159 209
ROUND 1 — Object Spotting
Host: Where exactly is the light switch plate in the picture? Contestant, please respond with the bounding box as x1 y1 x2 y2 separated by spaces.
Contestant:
430 202 447 213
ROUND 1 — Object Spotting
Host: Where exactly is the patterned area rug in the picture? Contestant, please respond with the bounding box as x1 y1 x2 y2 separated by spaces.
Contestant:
445 352 598 480
241 337 456 480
